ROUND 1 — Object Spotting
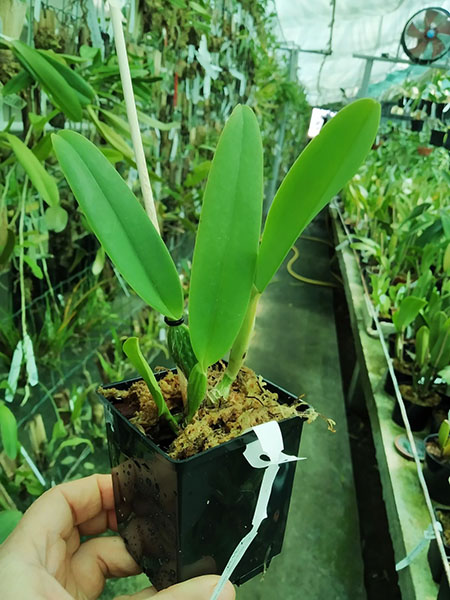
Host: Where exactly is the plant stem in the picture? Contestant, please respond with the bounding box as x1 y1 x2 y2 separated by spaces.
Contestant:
214 286 261 398
109 1 160 234
19 177 28 338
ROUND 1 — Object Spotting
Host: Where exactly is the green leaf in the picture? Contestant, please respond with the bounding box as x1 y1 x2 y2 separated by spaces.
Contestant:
122 337 177 428
1 69 33 96
52 130 183 319
23 255 43 279
430 318 450 370
51 437 94 465
6 134 59 208
392 296 426 333
11 41 83 121
92 246 105 276
136 110 181 131
37 49 95 106
439 420 450 451
430 311 447 349
187 363 207 422
0 402 18 459
185 161 211 188
255 98 381 292
189 105 263 369
87 106 135 164
45 206 68 232
0 510 22 543
415 325 429 368
0 230 15 265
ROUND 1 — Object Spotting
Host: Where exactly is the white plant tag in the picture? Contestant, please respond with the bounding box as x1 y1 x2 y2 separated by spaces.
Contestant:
210 421 305 600
5 340 23 403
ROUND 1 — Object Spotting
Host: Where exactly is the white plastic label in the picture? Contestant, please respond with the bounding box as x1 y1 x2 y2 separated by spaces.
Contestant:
210 421 305 600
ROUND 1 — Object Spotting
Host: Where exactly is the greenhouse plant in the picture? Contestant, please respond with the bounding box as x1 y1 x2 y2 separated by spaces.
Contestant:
51 97 380 588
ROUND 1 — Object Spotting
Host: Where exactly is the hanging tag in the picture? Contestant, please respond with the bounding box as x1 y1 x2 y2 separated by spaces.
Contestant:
210 421 305 600
395 523 442 571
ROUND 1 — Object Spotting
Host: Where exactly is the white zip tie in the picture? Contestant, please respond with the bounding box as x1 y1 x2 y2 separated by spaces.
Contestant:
210 421 305 600
334 204 450 589
108 0 160 234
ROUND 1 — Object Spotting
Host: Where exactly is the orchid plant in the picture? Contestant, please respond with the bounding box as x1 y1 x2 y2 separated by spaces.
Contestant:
52 99 380 431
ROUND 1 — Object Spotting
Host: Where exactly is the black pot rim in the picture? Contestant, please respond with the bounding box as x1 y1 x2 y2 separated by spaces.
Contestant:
99 372 306 465
425 434 450 470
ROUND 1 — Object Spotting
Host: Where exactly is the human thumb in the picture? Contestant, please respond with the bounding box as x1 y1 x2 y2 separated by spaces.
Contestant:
115 575 235 600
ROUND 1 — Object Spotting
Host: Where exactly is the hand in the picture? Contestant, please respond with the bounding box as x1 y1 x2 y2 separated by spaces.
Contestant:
0 474 235 600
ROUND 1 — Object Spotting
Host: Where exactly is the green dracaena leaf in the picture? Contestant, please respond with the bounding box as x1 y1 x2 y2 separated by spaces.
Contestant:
255 98 381 292
52 130 183 319
189 105 263 369
6 134 59 208
392 296 426 333
122 337 178 429
11 40 83 122
0 510 22 544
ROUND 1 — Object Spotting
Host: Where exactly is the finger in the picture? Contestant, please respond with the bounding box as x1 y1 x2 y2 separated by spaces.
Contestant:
154 576 235 600
73 536 141 579
79 508 118 536
114 587 157 599
19 474 115 540
71 536 141 600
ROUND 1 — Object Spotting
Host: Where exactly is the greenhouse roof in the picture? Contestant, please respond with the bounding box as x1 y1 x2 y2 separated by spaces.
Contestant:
274 0 450 105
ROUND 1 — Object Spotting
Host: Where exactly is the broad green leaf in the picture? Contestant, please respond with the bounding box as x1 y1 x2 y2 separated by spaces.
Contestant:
37 49 95 106
1 69 32 96
52 131 183 319
0 510 22 543
189 105 263 369
122 337 177 428
6 134 59 208
98 108 130 138
23 255 43 279
100 147 124 164
0 402 18 459
45 206 68 232
11 41 83 122
415 325 429 368
28 109 59 135
255 98 381 292
392 296 426 333
87 106 135 164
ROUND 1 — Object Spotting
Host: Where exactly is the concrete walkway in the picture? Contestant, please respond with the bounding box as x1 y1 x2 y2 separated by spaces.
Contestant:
238 214 367 600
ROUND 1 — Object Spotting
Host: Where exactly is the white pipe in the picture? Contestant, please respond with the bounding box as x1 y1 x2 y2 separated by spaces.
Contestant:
108 0 160 234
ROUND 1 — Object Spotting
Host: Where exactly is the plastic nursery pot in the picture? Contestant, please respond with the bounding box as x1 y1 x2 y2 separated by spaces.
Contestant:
99 373 305 590
423 434 450 505
436 103 446 120
430 130 445 147
411 119 424 132
439 572 450 600
428 509 450 583
445 130 450 151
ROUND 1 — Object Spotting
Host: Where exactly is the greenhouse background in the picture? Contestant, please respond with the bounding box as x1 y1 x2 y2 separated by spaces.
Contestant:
0 1 449 599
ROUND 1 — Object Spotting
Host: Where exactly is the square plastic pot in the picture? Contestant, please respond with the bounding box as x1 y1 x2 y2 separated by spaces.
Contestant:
428 509 450 583
423 434 450 505
99 373 305 590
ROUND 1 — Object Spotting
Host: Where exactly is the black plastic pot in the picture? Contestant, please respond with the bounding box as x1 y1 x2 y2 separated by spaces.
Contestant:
411 119 424 132
431 130 445 147
436 103 446 120
445 130 450 151
423 434 450 505
439 573 450 600
428 509 450 583
99 374 305 590
392 395 431 431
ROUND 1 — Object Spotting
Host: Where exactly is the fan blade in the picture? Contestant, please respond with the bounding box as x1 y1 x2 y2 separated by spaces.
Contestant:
424 9 439 28
431 37 445 59
436 20 450 35
406 22 423 38
410 38 429 57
